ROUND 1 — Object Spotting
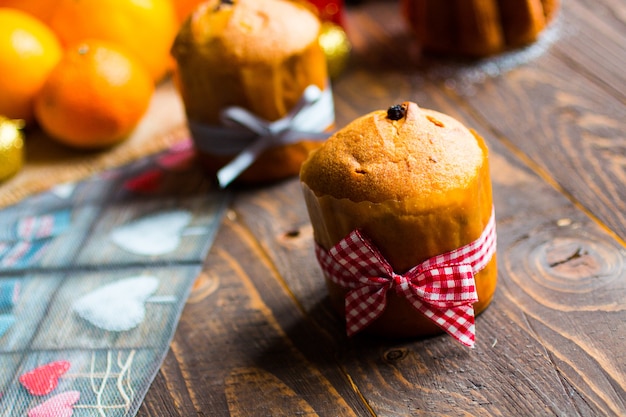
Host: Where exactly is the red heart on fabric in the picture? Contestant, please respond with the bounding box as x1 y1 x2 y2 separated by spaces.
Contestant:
157 140 195 171
19 361 70 396
123 169 164 193
27 391 80 417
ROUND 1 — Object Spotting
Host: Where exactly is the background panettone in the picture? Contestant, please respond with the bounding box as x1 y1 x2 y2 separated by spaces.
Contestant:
171 0 330 184
301 102 497 338
401 0 560 57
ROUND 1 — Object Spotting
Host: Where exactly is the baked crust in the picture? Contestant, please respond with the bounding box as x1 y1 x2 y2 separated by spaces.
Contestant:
402 0 560 57
171 0 328 184
301 102 497 339
301 102 484 204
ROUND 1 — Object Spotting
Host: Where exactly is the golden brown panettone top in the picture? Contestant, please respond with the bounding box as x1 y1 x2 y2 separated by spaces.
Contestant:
300 102 484 204
173 0 321 68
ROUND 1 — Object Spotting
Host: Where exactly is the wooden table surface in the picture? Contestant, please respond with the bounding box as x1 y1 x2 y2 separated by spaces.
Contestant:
138 0 626 415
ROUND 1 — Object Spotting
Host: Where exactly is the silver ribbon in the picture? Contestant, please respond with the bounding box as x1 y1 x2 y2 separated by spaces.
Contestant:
188 84 334 188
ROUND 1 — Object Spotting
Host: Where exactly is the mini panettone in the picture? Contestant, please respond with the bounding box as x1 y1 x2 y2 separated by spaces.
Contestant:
300 102 497 346
401 0 560 57
171 0 333 187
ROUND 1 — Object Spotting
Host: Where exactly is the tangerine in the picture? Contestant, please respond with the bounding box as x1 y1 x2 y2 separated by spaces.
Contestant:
48 0 178 82
0 0 55 23
34 40 154 149
0 8 62 122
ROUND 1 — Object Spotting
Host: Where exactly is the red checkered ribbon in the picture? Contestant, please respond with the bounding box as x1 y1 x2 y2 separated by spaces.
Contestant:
315 208 496 347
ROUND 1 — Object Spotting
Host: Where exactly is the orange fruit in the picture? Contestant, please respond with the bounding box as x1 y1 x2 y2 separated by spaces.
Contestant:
48 0 178 82
34 40 154 149
0 0 55 23
0 8 62 122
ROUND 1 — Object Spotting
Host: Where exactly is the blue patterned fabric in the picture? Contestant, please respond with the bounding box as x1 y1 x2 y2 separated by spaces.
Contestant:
0 140 229 416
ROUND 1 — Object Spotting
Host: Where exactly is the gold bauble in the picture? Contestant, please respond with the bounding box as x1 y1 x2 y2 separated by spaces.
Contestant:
319 22 351 79
0 116 25 181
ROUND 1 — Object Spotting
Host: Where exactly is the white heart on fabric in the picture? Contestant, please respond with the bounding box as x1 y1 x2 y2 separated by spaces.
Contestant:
50 182 76 200
73 276 164 332
110 210 194 256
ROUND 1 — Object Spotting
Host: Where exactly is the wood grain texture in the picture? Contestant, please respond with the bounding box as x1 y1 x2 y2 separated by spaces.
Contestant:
230 156 624 416
557 0 626 98
138 0 625 415
341 0 626 238
139 216 371 416
456 50 626 241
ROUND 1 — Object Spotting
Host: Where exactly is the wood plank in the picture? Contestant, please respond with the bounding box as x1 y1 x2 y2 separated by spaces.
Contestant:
448 50 626 241
138 0 626 415
341 0 626 239
138 216 373 416
551 0 626 99
226 4 626 411
231 158 625 416
138 351 199 417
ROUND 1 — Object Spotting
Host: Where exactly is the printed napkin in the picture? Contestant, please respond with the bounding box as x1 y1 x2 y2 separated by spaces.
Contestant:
0 139 230 416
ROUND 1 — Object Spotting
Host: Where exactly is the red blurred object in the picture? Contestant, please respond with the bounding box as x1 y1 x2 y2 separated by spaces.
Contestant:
306 0 345 26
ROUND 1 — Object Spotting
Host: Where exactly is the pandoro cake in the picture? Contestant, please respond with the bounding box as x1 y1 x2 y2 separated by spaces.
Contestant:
171 0 331 186
401 0 560 57
300 102 497 344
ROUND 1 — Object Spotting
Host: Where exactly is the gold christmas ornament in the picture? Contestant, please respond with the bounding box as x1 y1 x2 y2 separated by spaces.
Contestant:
0 116 25 181
319 22 351 79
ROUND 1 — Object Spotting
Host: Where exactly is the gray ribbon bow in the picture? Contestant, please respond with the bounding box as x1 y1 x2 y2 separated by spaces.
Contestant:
188 84 334 188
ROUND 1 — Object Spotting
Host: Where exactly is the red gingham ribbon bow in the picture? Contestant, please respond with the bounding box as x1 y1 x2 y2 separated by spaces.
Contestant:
315 209 496 347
